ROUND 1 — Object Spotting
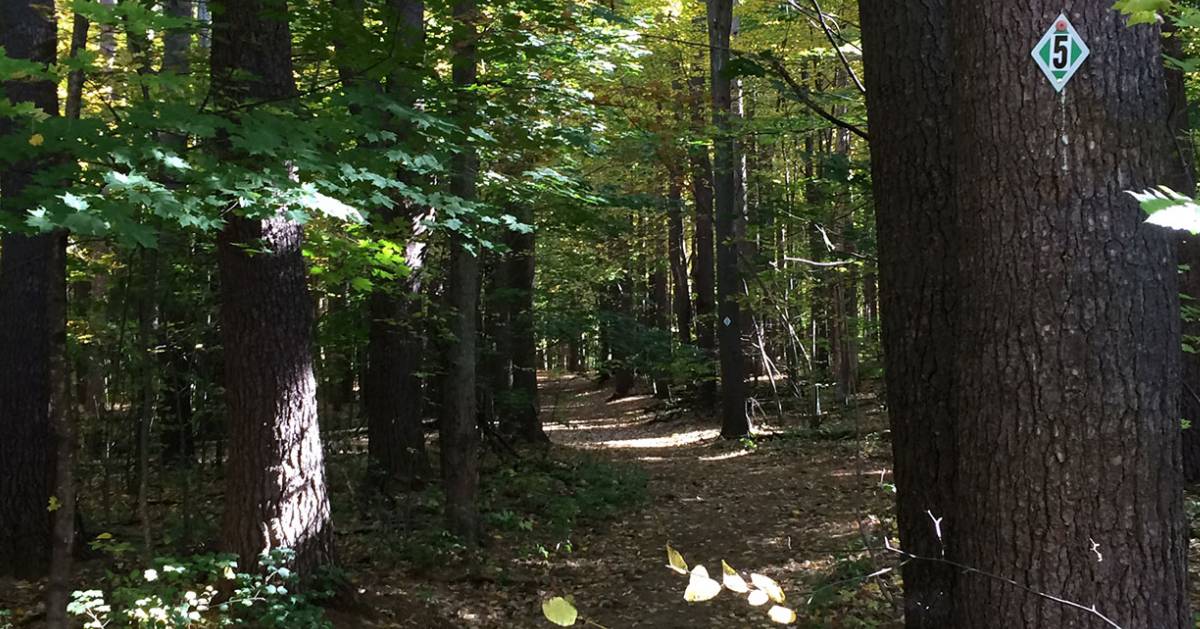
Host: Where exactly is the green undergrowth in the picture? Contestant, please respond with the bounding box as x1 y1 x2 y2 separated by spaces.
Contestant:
351 451 649 573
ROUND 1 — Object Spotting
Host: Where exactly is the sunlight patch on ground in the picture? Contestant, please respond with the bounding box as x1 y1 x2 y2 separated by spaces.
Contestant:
606 394 654 405
697 449 752 462
829 467 891 478
542 418 647 432
600 428 719 449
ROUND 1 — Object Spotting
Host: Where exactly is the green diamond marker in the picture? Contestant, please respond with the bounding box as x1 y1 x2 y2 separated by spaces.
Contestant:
1032 13 1089 93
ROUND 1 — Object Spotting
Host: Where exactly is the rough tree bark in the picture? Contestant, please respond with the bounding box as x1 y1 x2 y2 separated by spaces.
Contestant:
442 0 482 543
0 0 63 581
706 0 748 437
211 0 334 576
951 4 1188 627
858 1 960 624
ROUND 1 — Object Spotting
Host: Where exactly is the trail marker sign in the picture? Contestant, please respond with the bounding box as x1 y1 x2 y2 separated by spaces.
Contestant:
1032 14 1089 92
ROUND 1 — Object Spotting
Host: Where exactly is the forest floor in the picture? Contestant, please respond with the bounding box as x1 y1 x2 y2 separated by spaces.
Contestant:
14 374 1198 627
341 374 903 628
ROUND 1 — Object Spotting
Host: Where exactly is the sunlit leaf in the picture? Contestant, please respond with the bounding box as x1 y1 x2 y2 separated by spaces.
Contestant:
1131 187 1200 233
1113 0 1172 24
28 133 43 146
542 597 578 626
750 573 785 604
721 560 749 593
767 605 797 624
666 544 688 575
684 565 721 603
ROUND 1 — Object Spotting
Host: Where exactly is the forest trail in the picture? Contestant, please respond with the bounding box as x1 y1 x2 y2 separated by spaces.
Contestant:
374 375 898 628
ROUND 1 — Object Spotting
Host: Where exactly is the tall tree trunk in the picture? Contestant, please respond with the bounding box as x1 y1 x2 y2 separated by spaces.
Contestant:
858 1 959 624
652 216 671 397
667 175 692 345
362 0 430 493
0 0 62 580
951 5 1187 627
706 0 748 437
211 0 334 576
441 0 482 544
499 203 547 442
610 277 636 398
689 73 717 407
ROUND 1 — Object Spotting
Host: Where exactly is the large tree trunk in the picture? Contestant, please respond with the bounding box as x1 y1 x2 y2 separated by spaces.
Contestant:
706 0 748 437
211 0 334 577
0 0 62 580
441 0 482 544
363 0 430 493
951 5 1188 627
858 1 959 624
689 73 717 407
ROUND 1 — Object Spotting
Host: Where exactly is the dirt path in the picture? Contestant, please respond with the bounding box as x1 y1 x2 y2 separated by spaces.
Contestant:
525 375 898 628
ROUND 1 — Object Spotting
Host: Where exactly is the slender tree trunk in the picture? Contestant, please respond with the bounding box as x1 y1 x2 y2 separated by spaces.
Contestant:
652 217 671 397
952 4 1188 627
47 11 91 623
706 0 748 437
858 1 959 624
0 0 62 580
211 0 334 576
135 249 158 556
441 0 482 544
689 73 717 407
668 176 692 345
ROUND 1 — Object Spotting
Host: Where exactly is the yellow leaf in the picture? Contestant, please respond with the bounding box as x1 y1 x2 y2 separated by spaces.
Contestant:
47 496 60 512
666 544 688 575
28 134 43 146
721 560 749 593
542 597 578 627
767 605 797 624
751 573 785 604
748 590 770 607
95 532 113 540
684 566 721 603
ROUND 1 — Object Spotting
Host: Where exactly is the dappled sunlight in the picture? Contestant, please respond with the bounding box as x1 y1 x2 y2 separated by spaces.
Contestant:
600 428 719 449
698 449 752 462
